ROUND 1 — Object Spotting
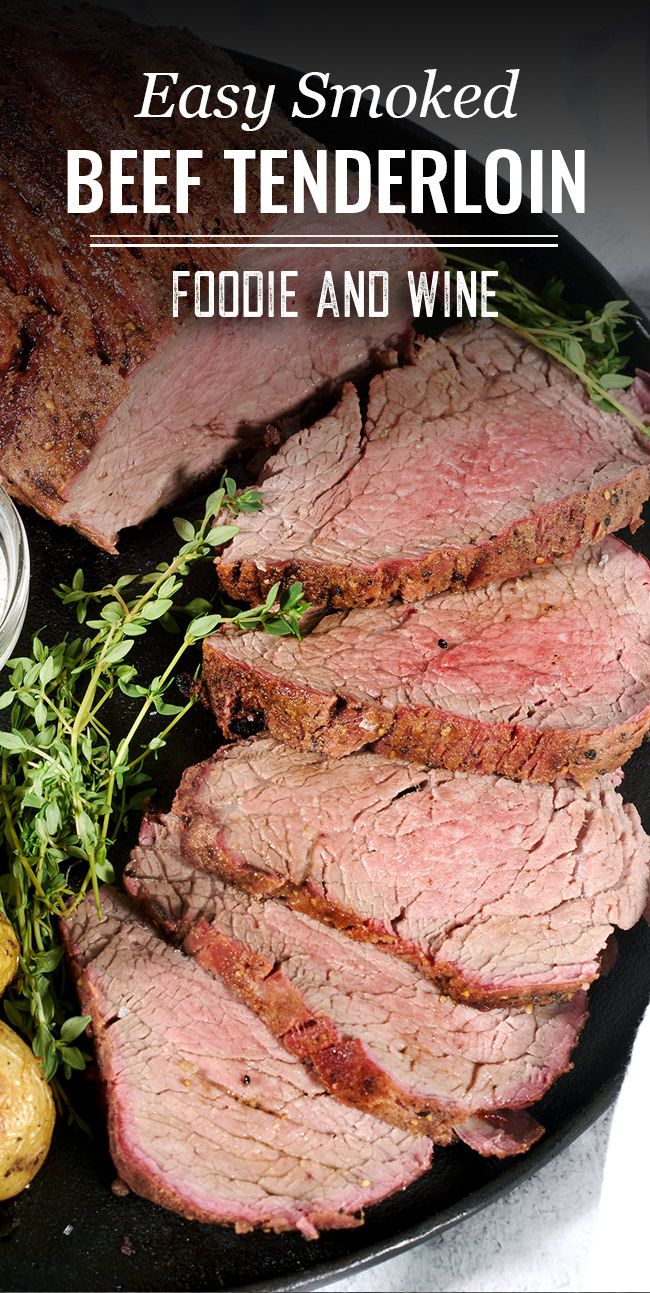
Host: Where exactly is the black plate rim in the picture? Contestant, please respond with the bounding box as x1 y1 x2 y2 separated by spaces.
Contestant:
243 1071 621 1293
3 43 649 1293
229 52 649 1292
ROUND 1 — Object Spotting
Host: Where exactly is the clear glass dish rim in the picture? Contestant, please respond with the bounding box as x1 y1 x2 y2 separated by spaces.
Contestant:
0 484 30 652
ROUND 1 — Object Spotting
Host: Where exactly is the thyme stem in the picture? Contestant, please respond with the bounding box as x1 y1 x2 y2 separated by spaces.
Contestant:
447 255 648 438
0 479 309 1088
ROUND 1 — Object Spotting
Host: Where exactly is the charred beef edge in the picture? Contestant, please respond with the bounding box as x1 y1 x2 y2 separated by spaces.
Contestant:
199 640 650 785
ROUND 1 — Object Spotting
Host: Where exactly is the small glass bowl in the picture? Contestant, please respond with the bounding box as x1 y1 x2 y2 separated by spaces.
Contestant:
0 487 29 671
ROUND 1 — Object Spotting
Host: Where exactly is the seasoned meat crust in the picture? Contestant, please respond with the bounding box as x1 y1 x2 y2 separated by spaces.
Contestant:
216 324 650 608
62 887 432 1236
0 3 437 548
202 539 650 784
126 815 587 1154
171 737 650 1005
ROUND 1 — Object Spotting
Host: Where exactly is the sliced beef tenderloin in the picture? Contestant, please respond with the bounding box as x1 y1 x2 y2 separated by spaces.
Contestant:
216 324 650 609
202 538 650 784
61 887 431 1235
0 4 437 549
125 815 587 1153
172 737 650 1005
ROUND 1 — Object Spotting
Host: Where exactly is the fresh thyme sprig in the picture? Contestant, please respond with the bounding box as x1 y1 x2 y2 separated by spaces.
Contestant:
448 256 648 438
0 479 309 1095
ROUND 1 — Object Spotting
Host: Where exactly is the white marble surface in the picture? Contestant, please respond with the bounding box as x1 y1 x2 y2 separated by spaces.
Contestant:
326 1110 612 1293
95 7 650 1287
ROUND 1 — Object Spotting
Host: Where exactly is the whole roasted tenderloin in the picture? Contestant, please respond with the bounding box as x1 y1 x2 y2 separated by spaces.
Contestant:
0 3 437 548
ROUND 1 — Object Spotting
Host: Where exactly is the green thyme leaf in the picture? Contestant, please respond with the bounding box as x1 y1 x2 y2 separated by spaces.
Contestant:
0 485 309 1104
172 517 195 542
59 1015 91 1044
447 256 648 439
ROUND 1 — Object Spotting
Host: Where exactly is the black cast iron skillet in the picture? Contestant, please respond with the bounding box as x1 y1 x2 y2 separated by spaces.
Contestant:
2 51 650 1293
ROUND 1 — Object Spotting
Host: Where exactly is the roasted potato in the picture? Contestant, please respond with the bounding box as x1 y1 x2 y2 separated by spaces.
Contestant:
0 915 19 996
0 1021 55 1200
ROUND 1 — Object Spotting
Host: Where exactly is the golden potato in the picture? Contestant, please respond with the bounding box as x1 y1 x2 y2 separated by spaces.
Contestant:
0 915 19 996
0 1020 55 1200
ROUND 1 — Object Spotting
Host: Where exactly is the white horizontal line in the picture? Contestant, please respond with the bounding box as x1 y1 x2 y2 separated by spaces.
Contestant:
92 231 558 240
91 241 558 250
